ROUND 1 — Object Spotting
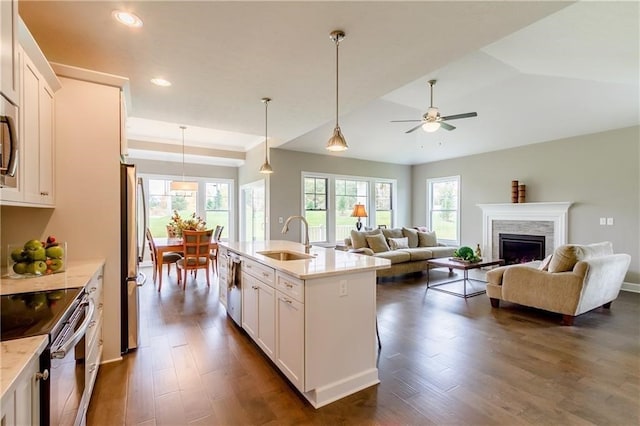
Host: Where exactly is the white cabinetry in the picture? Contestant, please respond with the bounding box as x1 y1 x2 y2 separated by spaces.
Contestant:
275 272 305 390
0 19 60 207
0 0 19 105
0 348 42 426
21 48 55 205
241 258 276 360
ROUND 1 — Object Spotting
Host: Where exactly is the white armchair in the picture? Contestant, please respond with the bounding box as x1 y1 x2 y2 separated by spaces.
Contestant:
486 242 631 325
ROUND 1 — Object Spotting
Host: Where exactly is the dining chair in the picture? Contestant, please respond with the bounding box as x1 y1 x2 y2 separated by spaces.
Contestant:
146 228 182 292
177 229 214 290
209 225 224 275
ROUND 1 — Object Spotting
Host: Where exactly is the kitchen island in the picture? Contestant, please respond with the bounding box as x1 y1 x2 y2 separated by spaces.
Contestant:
221 240 390 408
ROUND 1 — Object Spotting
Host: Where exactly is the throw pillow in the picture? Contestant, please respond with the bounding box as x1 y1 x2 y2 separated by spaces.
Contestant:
402 227 419 248
579 241 613 259
548 245 579 273
350 228 382 250
388 237 409 250
417 230 437 247
538 254 553 271
366 234 390 253
382 227 404 241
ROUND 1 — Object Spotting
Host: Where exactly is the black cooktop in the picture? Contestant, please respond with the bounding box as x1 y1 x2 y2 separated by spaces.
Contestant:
0 287 83 342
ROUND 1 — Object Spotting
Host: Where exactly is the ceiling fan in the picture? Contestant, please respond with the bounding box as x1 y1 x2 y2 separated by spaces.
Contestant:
391 80 477 133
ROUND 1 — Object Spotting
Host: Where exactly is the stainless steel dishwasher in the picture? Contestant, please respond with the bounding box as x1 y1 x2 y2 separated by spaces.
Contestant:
226 253 242 326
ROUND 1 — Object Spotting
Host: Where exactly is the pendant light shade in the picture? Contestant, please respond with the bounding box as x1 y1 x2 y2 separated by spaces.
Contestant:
259 97 273 174
326 30 348 152
170 126 197 191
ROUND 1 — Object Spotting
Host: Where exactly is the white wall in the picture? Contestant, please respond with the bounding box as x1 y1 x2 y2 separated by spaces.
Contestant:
412 126 640 284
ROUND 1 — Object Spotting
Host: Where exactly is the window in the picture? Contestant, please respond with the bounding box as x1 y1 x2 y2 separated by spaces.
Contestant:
302 173 396 244
205 183 230 240
304 177 328 242
335 179 368 242
375 182 392 228
142 175 233 240
427 176 460 245
240 180 266 242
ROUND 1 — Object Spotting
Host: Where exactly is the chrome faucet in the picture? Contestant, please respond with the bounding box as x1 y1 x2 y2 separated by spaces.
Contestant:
282 215 311 253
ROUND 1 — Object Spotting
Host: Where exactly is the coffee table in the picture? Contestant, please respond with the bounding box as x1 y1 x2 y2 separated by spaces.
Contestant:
426 258 504 298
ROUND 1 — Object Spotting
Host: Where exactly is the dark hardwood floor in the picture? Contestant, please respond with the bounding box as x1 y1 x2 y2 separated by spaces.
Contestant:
88 265 640 425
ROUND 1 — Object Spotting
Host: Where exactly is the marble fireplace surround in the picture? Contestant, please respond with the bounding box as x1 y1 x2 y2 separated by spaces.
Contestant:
477 202 572 260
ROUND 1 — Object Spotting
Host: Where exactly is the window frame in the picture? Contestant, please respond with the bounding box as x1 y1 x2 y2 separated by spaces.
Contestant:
426 175 460 246
301 172 397 244
140 173 234 241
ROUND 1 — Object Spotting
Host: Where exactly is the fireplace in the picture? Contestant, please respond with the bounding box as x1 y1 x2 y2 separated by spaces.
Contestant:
499 233 545 265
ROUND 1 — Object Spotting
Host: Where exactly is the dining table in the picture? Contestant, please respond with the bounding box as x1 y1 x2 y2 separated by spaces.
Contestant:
152 237 219 285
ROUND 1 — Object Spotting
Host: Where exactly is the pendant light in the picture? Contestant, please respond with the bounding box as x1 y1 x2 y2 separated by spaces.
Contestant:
170 125 196 191
259 97 273 174
326 30 348 152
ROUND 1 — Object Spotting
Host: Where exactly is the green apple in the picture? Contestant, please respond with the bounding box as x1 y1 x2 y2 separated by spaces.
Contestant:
10 248 26 262
13 262 28 274
27 247 46 261
47 290 64 300
49 258 64 272
24 239 43 251
45 245 64 259
26 261 47 275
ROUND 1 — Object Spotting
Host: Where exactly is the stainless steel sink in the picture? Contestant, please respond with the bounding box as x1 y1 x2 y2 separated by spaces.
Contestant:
257 250 315 261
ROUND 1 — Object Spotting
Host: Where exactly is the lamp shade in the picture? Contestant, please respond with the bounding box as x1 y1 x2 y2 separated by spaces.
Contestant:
170 181 198 191
351 203 368 218
326 126 348 152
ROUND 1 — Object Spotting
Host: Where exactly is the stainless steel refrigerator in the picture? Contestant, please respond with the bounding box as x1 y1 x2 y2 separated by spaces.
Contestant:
120 163 147 354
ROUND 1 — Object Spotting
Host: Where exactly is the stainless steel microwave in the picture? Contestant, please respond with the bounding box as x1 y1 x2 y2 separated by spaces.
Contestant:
0 94 19 189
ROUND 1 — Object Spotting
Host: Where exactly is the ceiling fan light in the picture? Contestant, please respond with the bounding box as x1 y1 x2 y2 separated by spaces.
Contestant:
422 121 441 133
326 126 348 151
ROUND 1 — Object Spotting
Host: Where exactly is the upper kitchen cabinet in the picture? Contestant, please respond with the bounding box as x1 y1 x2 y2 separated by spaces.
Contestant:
0 18 60 207
0 0 19 105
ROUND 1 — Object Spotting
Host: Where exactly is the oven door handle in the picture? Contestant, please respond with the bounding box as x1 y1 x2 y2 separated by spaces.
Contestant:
51 298 95 359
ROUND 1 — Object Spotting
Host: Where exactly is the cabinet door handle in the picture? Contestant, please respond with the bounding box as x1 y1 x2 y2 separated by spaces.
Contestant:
262 272 269 278
89 364 97 374
89 320 97 328
285 282 293 288
89 286 97 293
36 369 49 381
252 285 259 290
283 297 292 304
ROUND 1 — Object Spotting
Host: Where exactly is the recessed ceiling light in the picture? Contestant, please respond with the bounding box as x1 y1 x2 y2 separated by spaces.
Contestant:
150 78 172 87
112 10 143 28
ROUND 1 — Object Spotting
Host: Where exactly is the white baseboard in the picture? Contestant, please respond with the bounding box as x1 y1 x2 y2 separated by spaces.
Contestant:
621 281 640 293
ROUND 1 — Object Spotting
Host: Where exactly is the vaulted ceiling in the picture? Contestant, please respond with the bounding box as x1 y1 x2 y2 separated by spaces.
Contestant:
20 1 639 166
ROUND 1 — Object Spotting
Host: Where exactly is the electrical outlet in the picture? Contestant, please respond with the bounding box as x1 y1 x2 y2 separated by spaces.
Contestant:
278 217 283 224
339 280 348 297
607 217 614 226
599 217 606 225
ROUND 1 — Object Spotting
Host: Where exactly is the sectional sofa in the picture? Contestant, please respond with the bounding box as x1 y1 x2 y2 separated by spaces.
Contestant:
344 227 457 278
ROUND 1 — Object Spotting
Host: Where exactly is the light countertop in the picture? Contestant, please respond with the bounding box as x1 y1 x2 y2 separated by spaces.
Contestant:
222 240 390 279
1 335 48 399
0 259 105 295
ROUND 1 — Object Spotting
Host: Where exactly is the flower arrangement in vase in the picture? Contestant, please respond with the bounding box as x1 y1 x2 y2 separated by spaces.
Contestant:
167 210 206 237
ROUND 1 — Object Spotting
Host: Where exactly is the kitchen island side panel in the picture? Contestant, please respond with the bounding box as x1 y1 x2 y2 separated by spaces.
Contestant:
304 270 379 405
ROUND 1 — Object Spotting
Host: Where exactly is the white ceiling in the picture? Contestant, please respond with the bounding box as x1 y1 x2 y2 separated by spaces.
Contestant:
20 1 639 166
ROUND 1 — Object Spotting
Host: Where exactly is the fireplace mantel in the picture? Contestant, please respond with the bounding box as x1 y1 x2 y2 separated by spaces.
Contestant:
477 202 572 259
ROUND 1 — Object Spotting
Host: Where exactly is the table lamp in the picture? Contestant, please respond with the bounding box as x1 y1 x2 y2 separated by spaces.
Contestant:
351 204 368 230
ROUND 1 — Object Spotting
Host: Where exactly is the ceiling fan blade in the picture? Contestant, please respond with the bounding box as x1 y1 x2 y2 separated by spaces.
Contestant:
405 124 424 134
441 112 478 121
440 121 456 131
390 119 422 123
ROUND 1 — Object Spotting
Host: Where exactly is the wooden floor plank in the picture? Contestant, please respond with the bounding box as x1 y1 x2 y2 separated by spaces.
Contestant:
87 266 640 425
